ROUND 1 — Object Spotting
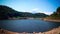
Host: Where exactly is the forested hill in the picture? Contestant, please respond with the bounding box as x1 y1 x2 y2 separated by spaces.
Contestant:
50 7 60 20
0 5 48 19
44 7 60 20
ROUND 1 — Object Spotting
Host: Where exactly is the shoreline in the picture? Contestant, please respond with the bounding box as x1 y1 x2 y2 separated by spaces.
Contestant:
42 18 60 22
0 18 60 22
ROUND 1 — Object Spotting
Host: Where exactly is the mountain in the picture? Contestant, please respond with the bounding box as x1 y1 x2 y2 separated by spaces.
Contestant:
0 5 48 19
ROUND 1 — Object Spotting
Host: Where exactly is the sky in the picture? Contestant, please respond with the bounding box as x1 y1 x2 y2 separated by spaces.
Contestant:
0 0 60 15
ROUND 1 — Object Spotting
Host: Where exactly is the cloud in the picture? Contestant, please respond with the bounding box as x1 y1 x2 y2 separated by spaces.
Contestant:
32 8 40 13
20 8 53 15
42 11 53 15
32 8 53 15
32 8 39 11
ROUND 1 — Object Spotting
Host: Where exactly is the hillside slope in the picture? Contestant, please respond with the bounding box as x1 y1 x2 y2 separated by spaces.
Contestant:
43 7 60 22
0 5 48 19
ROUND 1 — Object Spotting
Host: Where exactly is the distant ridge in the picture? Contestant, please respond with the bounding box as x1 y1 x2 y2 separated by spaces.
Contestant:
0 5 48 19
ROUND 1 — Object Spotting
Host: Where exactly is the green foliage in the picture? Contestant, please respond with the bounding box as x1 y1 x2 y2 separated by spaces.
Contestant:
56 7 60 14
50 7 60 19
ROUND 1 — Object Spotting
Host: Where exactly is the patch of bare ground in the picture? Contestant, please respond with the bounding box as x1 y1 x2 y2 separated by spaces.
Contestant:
42 17 60 22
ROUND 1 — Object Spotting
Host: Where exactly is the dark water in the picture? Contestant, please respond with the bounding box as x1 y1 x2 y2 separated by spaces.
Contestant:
0 19 60 32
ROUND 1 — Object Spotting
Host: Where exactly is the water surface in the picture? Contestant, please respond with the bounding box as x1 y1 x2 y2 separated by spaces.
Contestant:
0 19 60 32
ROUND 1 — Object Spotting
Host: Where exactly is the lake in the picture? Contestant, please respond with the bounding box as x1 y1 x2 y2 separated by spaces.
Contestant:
0 19 60 33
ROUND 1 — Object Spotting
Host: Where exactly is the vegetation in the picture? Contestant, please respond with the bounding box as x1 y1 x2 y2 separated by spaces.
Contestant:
51 7 60 16
45 7 60 20
0 5 48 19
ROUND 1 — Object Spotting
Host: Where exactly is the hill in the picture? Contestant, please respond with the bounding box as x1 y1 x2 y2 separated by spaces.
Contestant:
43 7 60 22
0 5 48 19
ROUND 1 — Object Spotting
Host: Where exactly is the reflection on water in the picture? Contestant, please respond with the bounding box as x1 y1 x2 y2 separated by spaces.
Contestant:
0 19 60 32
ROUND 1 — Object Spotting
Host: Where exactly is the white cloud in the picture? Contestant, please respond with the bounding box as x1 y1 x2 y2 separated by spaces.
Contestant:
20 8 53 15
32 8 40 13
42 11 53 15
32 8 39 11
32 8 53 15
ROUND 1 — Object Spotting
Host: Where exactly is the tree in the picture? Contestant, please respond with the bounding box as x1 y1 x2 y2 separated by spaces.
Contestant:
50 7 60 19
56 7 60 14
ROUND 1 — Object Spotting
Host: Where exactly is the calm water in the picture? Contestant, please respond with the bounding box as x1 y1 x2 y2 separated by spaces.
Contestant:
0 19 60 32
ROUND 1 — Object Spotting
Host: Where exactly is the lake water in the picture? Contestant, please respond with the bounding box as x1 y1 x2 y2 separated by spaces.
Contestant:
0 19 60 33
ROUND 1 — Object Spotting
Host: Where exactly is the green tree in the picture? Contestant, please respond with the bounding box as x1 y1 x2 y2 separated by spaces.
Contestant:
56 7 60 14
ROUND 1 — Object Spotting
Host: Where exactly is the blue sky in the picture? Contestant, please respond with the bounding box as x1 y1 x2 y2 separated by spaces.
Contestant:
0 0 60 15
